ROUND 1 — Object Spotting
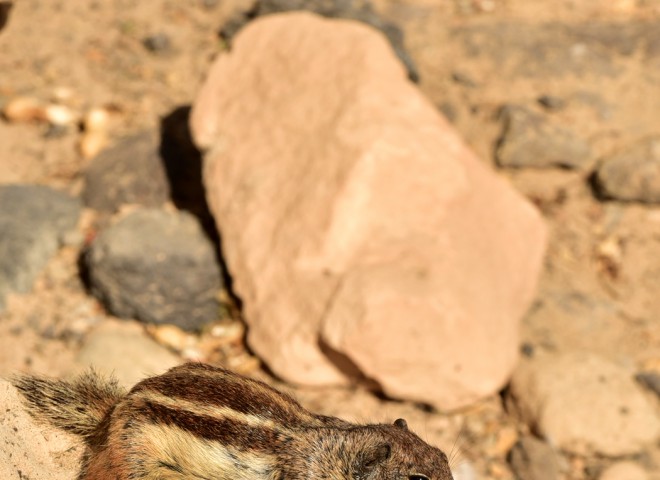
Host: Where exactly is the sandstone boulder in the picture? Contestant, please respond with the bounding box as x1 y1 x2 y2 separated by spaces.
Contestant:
509 352 660 456
191 12 546 409
72 319 181 388
594 136 660 203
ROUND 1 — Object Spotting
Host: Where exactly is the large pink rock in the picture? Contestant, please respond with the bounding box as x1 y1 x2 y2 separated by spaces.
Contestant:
191 12 546 409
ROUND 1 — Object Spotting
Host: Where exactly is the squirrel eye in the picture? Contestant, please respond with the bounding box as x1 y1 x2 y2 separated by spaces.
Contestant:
409 475 430 480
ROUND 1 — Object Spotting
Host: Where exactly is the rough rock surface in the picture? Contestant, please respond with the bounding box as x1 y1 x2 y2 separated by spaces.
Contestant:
594 136 660 202
0 378 82 480
496 105 592 169
86 208 222 330
72 319 181 387
220 0 419 82
509 352 660 456
508 435 561 480
191 13 546 409
0 184 80 309
452 21 660 78
83 131 170 213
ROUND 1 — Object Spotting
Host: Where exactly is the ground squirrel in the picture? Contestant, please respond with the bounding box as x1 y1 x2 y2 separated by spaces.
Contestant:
12 362 454 479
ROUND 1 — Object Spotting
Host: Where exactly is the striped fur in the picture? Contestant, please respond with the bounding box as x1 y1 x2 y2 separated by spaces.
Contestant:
12 363 454 480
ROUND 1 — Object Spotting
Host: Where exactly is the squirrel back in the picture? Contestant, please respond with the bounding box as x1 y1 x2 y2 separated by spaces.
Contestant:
12 363 454 480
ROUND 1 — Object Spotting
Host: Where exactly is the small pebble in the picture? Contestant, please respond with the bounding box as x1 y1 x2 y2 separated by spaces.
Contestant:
537 95 565 110
521 342 535 357
50 86 76 104
488 426 518 457
143 33 171 53
487 461 507 478
79 130 108 159
207 319 245 343
3 96 44 122
595 236 622 278
228 354 260 374
509 436 560 480
83 107 110 133
44 104 77 126
181 346 205 361
148 323 196 351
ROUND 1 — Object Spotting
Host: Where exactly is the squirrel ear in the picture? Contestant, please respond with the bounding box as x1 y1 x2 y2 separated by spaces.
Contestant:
357 443 391 478
393 418 408 430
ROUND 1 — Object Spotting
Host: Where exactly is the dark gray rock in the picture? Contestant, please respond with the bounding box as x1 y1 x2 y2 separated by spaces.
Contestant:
496 105 592 169
83 131 170 213
594 136 660 203
509 436 561 480
219 0 419 82
0 184 81 308
86 208 222 330
454 21 660 78
143 33 172 54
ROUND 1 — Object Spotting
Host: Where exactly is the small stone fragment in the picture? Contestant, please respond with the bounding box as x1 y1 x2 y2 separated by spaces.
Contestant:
537 95 565 111
496 105 592 169
509 353 660 456
79 107 113 159
50 86 75 104
79 130 108 159
82 131 170 212
595 236 622 279
83 107 111 133
2 96 44 122
143 32 171 53
44 104 77 126
148 323 196 352
594 136 660 202
488 426 519 457
508 436 561 480
86 208 223 330
0 185 81 309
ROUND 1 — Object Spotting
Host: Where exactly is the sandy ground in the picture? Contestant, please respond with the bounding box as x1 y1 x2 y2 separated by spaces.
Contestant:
1 1 660 479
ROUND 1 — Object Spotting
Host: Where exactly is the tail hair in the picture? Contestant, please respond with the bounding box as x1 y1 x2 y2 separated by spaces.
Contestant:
11 369 126 440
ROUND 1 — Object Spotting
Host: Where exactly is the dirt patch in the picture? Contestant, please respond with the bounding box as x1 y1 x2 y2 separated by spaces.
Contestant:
1 1 660 479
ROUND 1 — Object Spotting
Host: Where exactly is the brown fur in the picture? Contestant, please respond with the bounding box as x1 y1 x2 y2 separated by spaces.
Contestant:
12 363 454 480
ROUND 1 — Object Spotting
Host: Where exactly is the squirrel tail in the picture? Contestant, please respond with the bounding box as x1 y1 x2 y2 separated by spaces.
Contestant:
11 369 126 441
